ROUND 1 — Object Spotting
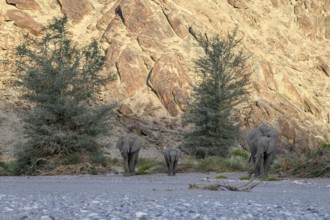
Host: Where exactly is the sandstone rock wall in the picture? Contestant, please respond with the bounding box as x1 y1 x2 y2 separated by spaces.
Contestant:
0 0 329 160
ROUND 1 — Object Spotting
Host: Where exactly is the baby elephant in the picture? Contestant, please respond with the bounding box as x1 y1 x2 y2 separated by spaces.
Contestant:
116 133 142 176
164 148 181 176
246 123 278 177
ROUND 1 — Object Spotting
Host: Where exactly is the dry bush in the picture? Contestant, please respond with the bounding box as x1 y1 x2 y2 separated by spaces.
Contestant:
274 144 330 178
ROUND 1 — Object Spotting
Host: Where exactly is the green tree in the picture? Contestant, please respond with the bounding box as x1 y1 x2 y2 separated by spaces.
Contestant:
13 17 115 174
182 28 250 158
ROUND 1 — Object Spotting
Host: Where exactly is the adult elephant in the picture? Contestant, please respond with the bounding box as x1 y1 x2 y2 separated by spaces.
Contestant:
246 123 278 177
116 133 142 176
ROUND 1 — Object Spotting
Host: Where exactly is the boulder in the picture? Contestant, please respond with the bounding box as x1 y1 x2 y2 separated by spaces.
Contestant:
227 0 248 9
6 0 40 10
270 0 281 8
297 15 316 36
163 9 189 39
149 55 191 116
116 0 153 33
117 104 134 116
4 9 43 35
117 0 174 52
96 5 117 32
57 0 94 23
115 47 148 97
104 39 124 70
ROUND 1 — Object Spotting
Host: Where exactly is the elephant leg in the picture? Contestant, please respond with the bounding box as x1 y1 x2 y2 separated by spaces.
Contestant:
254 152 262 177
123 157 130 176
259 156 265 177
254 162 260 177
165 157 171 175
134 150 140 168
263 153 274 176
254 153 264 177
128 151 139 175
169 156 176 176
173 159 178 176
127 154 133 175
169 158 174 176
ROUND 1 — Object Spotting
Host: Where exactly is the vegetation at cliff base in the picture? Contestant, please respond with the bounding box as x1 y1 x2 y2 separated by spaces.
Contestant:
182 28 251 158
272 143 330 178
11 16 115 175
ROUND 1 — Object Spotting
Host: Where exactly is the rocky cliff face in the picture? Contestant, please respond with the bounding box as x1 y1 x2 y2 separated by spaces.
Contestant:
0 0 329 160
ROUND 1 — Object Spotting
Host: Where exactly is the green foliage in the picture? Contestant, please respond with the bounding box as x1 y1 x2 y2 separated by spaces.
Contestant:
239 176 251 180
136 158 158 175
321 143 330 149
189 183 221 191
0 161 8 171
191 155 248 173
91 153 112 167
12 16 115 174
88 166 99 175
107 157 120 166
231 147 249 160
221 156 247 171
0 161 14 176
182 28 250 158
135 169 152 175
197 156 225 172
12 152 36 175
215 175 228 179
63 152 82 165
260 177 283 181
88 153 116 175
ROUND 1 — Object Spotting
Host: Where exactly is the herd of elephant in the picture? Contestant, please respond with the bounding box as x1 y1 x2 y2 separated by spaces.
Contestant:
116 123 278 177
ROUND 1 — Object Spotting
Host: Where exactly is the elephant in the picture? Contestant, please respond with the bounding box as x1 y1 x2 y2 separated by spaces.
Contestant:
252 136 277 177
164 148 181 176
246 123 278 177
116 133 142 176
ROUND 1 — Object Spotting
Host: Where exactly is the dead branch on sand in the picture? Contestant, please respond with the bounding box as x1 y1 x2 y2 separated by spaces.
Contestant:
189 180 261 192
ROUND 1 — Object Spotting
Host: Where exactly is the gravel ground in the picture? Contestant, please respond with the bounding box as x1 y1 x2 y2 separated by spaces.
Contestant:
0 172 330 220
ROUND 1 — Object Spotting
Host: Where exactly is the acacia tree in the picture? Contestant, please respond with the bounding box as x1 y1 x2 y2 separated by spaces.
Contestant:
13 17 115 173
182 28 250 158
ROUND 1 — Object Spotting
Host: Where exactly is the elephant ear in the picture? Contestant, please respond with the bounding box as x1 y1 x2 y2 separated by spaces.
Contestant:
246 128 261 145
131 135 142 152
116 136 124 150
266 138 277 154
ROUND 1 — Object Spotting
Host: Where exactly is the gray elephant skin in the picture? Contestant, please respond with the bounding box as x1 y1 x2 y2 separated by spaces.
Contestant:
164 148 181 176
246 123 278 177
116 133 142 176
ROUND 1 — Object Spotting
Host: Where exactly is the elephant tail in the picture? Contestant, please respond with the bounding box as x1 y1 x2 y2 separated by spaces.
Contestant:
169 150 178 169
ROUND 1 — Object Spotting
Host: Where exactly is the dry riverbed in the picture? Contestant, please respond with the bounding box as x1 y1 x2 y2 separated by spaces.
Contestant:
0 172 330 220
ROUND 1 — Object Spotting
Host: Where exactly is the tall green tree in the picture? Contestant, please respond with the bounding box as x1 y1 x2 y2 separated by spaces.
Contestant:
13 17 115 173
182 28 250 158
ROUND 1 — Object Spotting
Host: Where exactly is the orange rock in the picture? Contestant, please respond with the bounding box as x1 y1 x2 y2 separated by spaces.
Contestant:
4 9 43 35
